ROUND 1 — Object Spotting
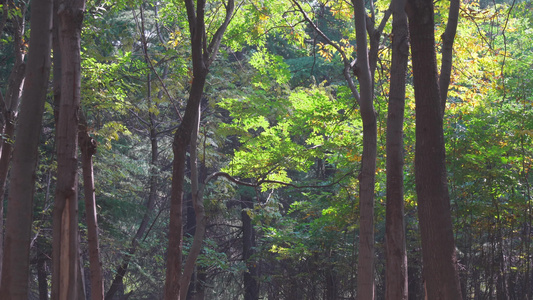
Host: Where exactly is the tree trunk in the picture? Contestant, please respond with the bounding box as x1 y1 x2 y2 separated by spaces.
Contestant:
0 0 52 296
80 120 104 300
52 1 87 299
37 255 49 300
352 1 377 299
105 9 162 297
406 0 463 298
0 3 26 283
242 193 259 300
164 0 234 298
385 0 409 298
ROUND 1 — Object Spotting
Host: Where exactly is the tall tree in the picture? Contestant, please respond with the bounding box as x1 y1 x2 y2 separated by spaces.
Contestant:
241 193 259 300
104 6 167 298
406 0 462 298
79 115 104 300
350 0 377 298
0 0 26 282
164 0 234 298
292 1 390 298
0 0 52 296
385 0 409 297
51 0 87 298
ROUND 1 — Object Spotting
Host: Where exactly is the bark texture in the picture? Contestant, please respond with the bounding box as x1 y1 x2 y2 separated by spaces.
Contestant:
385 0 409 298
0 2 26 283
0 0 52 296
51 1 87 298
164 0 234 298
406 0 463 298
80 120 104 300
242 194 259 300
352 1 377 299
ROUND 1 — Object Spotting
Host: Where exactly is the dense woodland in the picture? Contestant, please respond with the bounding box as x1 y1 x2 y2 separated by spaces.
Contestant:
0 0 531 299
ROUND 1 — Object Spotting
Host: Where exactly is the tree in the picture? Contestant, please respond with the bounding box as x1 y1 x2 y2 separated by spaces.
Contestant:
385 0 409 297
79 114 104 300
0 0 52 296
164 0 234 298
0 0 26 282
292 1 390 298
241 192 259 300
406 0 463 298
51 0 87 298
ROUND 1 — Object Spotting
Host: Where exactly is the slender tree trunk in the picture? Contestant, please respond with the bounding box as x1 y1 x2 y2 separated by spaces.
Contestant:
52 1 87 298
352 0 377 299
164 0 234 298
37 252 49 300
438 0 460 111
0 4 25 282
242 193 259 300
178 103 207 300
105 13 162 298
0 0 52 296
52 0 62 126
292 3 389 299
385 0 409 298
406 0 463 298
80 120 104 300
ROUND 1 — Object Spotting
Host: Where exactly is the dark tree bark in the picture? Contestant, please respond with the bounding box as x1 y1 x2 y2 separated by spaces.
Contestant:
242 193 259 300
385 0 409 298
352 1 377 299
79 118 104 300
438 0 460 111
164 0 234 298
0 0 52 296
51 0 87 298
0 1 26 282
406 0 463 298
37 253 49 300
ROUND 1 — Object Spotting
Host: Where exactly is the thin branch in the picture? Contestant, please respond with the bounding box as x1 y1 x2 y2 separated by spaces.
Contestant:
184 0 197 35
133 7 183 123
204 170 354 191
292 0 361 103
498 0 516 102
292 0 348 64
206 0 235 67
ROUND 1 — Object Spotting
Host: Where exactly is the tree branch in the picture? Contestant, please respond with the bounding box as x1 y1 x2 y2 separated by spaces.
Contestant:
292 0 361 103
438 0 460 113
207 0 235 67
203 170 354 191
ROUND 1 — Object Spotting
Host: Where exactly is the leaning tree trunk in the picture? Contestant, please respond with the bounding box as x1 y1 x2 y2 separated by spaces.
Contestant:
406 0 463 298
51 0 87 299
385 0 409 298
0 0 52 296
